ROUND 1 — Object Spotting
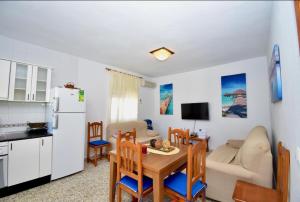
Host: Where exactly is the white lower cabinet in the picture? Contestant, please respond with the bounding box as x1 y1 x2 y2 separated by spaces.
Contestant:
8 136 53 186
8 138 40 186
39 137 52 177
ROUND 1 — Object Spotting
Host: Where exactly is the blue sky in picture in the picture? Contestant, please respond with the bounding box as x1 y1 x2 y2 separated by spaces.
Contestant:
221 73 246 106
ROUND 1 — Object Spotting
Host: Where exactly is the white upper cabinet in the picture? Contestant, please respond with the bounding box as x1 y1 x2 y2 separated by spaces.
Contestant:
31 66 51 102
9 62 51 102
0 59 11 100
9 62 32 102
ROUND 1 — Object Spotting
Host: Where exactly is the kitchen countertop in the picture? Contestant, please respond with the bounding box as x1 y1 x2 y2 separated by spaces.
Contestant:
0 131 52 142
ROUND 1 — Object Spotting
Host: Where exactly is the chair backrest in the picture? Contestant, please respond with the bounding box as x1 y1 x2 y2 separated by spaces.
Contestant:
168 127 190 145
186 141 207 201
276 142 290 202
116 138 143 195
118 128 136 144
88 122 103 141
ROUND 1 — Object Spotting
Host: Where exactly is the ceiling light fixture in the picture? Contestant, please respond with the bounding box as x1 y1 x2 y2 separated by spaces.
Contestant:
150 47 174 61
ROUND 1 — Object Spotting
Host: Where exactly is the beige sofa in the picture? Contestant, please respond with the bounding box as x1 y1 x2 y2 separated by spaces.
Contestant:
107 120 160 150
206 126 273 202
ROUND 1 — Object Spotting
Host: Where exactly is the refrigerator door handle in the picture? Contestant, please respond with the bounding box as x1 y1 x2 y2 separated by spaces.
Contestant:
53 97 59 112
53 114 58 129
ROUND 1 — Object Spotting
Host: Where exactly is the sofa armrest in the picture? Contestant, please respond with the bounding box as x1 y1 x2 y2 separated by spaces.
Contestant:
206 160 258 202
226 139 244 149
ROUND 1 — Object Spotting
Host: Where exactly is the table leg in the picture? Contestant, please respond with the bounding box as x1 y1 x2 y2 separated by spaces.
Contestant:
109 158 117 202
153 173 163 202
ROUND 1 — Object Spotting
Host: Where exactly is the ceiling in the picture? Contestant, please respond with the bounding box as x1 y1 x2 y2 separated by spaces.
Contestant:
0 1 272 77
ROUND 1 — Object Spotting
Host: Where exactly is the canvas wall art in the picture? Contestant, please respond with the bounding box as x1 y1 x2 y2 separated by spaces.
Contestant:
160 83 173 115
221 73 247 118
270 44 282 103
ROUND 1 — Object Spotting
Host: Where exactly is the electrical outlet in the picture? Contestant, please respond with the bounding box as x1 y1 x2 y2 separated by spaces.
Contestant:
297 147 300 166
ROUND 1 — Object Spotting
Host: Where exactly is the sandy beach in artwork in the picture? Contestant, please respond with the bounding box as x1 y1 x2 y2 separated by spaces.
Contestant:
160 83 173 115
160 95 172 114
221 73 247 118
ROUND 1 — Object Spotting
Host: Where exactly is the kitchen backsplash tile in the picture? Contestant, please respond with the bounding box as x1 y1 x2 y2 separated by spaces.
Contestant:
0 101 46 133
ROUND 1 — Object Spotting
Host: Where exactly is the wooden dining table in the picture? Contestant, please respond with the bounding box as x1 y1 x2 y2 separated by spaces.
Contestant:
109 143 188 202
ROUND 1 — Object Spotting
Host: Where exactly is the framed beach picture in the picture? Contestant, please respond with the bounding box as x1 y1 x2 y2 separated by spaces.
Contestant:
221 73 247 118
160 83 173 115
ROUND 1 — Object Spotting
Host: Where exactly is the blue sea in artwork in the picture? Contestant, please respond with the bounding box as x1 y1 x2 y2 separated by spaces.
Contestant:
221 73 247 118
160 83 173 115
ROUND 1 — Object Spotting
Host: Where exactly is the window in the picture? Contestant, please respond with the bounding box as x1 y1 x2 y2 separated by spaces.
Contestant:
108 71 140 123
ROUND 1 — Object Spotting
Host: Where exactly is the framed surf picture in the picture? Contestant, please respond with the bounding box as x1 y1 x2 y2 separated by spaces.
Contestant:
160 83 173 115
270 44 282 102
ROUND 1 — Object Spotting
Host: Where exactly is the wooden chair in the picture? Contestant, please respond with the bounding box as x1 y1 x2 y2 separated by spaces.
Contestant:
168 127 190 145
116 136 153 202
164 141 207 202
118 128 136 144
232 142 290 202
87 121 111 166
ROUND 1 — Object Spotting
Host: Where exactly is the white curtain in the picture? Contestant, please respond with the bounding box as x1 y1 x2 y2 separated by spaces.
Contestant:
108 71 141 123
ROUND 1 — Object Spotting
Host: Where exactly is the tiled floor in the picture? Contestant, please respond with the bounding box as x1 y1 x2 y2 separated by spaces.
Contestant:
1 160 214 202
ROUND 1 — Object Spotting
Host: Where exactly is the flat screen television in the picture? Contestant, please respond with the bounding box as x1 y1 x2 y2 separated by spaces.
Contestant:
181 103 209 120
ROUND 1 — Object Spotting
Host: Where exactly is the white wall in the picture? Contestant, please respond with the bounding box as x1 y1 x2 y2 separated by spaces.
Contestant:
0 102 46 133
77 58 155 135
268 2 300 201
138 86 155 121
0 35 154 138
77 59 109 137
0 35 79 87
77 58 154 156
153 57 271 150
0 35 80 132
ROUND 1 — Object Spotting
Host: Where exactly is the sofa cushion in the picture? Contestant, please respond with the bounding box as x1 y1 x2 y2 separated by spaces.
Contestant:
164 172 207 198
119 175 153 192
226 139 244 149
207 145 239 163
239 126 270 172
107 121 148 138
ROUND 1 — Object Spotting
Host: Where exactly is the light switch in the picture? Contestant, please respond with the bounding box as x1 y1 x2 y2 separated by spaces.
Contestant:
297 147 300 166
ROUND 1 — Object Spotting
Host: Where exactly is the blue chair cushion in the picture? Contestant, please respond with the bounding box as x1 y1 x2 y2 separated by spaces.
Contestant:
119 175 153 193
89 140 110 146
164 172 207 198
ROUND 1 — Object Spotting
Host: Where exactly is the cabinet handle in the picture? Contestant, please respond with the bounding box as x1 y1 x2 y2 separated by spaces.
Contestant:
42 139 44 146
27 94 30 101
10 143 12 151
32 94 35 101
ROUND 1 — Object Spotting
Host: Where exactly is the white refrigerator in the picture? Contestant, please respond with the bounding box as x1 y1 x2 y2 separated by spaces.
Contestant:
48 87 86 180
